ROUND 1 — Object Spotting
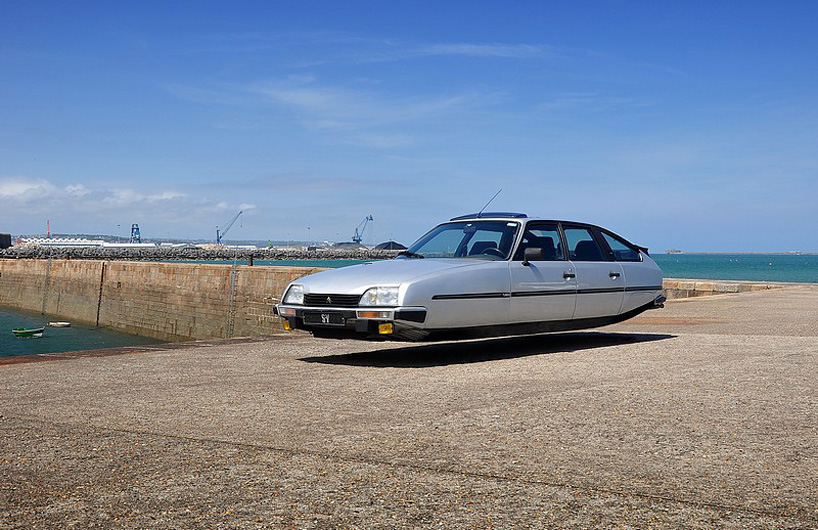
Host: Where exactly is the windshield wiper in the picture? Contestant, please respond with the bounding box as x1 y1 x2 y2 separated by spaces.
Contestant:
397 250 424 259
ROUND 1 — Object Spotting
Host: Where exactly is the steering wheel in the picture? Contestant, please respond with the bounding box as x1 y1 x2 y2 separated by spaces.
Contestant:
481 247 505 258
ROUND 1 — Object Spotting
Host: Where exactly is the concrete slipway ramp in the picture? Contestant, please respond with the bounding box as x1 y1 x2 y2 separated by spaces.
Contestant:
1 286 817 528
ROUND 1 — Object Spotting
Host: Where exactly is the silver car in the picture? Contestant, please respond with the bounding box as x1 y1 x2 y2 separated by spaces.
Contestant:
275 213 665 341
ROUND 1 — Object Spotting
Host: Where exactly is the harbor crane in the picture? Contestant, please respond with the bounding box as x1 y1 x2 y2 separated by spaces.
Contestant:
352 215 374 244
216 210 242 245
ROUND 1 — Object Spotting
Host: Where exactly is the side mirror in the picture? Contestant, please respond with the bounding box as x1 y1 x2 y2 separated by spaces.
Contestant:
522 247 544 266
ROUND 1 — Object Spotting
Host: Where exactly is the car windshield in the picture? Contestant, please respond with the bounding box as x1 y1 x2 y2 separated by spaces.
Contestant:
401 220 520 259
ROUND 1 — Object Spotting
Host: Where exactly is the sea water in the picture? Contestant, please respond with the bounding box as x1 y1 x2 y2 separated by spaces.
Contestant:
176 254 818 283
652 254 818 283
0 306 162 358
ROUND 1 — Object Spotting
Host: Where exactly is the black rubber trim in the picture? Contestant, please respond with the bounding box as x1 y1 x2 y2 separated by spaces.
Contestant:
395 310 427 323
510 290 575 298
625 285 663 292
576 285 663 295
577 287 625 295
432 284 661 301
432 292 510 300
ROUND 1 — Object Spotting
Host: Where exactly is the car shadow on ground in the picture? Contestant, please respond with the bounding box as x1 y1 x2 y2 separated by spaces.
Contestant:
299 331 675 368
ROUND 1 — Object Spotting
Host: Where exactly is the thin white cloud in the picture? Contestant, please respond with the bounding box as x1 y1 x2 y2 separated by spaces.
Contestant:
0 176 259 238
65 184 90 197
0 176 251 217
0 177 57 201
249 78 489 136
182 32 554 63
102 189 188 207
417 43 552 59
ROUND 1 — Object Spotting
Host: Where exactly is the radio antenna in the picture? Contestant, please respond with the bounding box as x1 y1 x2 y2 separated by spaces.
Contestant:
476 188 503 218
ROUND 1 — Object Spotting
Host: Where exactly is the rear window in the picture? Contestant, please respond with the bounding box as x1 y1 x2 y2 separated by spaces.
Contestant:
601 232 642 262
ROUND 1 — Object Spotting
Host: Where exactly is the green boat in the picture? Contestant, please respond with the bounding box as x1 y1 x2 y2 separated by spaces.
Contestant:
12 327 45 338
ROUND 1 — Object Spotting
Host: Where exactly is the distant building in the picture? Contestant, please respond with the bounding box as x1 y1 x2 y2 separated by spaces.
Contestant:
374 241 407 251
20 237 157 249
0 233 11 249
23 237 106 247
333 241 365 250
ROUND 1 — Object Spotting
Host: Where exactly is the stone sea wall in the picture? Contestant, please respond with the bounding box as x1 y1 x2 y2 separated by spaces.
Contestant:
0 259 322 342
0 258 805 343
661 278 806 299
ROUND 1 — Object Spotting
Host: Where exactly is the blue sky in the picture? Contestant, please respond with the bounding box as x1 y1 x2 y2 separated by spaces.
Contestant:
2 1 817 251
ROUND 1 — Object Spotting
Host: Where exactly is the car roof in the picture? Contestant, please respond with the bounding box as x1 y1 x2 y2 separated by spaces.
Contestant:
450 212 528 220
449 213 593 226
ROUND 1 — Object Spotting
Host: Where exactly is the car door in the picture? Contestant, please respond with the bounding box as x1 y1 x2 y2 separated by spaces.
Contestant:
564 225 625 319
509 222 577 323
599 230 664 313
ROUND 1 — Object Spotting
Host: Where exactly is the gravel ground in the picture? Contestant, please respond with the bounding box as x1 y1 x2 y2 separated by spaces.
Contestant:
1 288 816 528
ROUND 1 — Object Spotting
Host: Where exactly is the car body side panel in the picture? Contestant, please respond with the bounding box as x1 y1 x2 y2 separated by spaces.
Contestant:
620 254 664 313
402 261 511 328
572 261 625 318
508 261 577 322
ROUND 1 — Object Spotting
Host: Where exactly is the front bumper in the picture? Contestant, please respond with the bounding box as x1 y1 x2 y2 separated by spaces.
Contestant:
274 304 428 340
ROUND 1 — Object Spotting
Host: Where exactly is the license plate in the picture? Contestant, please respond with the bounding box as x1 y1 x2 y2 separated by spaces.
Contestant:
304 312 345 327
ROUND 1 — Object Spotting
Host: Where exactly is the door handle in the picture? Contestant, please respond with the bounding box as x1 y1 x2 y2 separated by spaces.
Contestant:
563 270 576 279
609 271 621 279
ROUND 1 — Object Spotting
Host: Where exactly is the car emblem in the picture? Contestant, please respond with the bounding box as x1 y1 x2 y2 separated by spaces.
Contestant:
326 296 332 304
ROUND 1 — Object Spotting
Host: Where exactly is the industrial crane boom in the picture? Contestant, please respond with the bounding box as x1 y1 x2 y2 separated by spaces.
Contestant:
216 210 243 245
352 215 374 244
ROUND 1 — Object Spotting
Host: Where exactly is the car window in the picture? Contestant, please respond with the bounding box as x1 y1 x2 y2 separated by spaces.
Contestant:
404 221 520 259
412 228 465 258
513 223 564 261
465 229 504 256
601 231 642 261
564 227 606 262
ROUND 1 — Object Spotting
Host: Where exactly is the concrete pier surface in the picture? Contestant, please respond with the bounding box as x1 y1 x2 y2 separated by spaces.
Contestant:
1 288 816 528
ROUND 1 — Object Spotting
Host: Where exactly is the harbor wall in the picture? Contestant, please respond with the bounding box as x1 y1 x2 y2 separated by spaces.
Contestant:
0 259 323 342
0 259 809 342
660 278 807 299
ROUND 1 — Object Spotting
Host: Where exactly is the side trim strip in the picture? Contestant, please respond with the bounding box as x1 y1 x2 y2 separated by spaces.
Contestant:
577 287 623 295
625 285 663 292
576 285 662 295
510 290 575 298
432 292 509 300
432 285 662 301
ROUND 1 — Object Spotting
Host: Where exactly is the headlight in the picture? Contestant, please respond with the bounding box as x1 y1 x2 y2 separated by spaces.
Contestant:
359 286 399 306
283 284 304 305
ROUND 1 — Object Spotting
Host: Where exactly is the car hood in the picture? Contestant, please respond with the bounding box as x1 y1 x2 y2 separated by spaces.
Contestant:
294 258 494 295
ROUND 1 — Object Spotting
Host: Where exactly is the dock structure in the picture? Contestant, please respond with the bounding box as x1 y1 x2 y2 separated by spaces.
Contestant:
1 286 817 527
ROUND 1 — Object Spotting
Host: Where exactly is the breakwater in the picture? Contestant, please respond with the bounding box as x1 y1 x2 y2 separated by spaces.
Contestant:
1 258 809 343
0 246 399 262
0 259 320 342
661 278 810 299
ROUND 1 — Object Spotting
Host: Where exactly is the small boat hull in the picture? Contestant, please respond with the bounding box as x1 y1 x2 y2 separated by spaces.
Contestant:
12 327 45 338
48 321 71 327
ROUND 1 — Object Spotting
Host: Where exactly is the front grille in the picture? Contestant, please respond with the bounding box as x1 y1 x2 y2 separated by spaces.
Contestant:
304 293 362 308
